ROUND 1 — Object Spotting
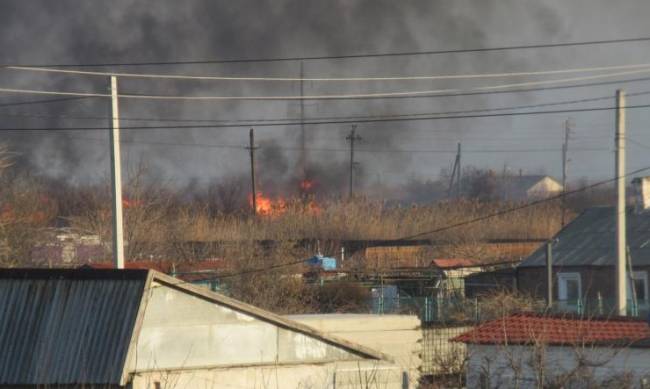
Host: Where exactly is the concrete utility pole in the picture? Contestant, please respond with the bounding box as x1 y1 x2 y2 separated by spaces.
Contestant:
346 125 361 198
615 89 627 316
109 76 125 269
561 119 572 226
248 128 258 216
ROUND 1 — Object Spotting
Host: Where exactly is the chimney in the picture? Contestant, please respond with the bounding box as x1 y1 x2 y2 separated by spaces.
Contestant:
632 177 650 213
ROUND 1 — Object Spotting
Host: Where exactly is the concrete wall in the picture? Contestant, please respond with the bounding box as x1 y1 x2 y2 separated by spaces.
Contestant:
287 314 420 386
131 360 406 389
132 284 362 371
466 344 650 388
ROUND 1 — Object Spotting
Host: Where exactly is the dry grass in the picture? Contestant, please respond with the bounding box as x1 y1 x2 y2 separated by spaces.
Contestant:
165 197 566 242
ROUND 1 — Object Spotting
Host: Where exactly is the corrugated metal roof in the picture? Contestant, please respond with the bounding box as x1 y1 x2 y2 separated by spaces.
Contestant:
519 206 650 267
0 269 147 385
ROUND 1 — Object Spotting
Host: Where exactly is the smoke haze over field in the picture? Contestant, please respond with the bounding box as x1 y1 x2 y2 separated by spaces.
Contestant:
1 0 650 195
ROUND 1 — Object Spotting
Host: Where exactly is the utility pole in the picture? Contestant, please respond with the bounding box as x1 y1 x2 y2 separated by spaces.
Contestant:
346 125 361 198
248 128 258 216
448 142 462 199
615 89 627 316
561 119 572 226
109 76 125 269
546 241 553 309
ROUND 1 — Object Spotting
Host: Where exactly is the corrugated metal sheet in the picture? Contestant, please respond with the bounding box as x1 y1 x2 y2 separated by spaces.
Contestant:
0 269 147 385
519 206 650 267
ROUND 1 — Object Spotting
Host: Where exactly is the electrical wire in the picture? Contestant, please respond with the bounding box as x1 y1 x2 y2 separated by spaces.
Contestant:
0 90 642 124
8 36 650 67
45 135 609 154
0 103 647 131
8 63 650 82
2 68 650 101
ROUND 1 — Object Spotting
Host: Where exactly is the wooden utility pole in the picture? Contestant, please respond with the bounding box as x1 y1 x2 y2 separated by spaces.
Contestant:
346 125 361 198
109 76 125 269
615 89 627 316
561 119 572 226
448 143 462 199
456 142 462 198
299 60 306 181
546 241 553 308
248 128 258 216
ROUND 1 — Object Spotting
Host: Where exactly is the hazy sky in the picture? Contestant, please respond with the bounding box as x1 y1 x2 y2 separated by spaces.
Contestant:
1 0 650 190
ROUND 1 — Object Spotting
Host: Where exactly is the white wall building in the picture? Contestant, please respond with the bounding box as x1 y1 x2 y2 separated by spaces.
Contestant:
454 313 650 388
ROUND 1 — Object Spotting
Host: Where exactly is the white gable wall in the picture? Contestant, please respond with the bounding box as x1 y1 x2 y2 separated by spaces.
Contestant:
131 283 361 371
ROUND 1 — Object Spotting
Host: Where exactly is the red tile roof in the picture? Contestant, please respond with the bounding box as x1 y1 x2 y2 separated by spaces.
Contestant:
453 313 650 347
430 258 477 269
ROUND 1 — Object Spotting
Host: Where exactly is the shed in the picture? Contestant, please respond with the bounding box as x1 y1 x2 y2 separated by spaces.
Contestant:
0 268 408 388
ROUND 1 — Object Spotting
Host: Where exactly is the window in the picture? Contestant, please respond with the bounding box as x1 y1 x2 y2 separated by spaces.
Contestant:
627 271 648 303
558 273 582 302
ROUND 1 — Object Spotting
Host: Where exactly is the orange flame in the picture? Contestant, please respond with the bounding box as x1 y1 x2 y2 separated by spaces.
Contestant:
249 192 286 217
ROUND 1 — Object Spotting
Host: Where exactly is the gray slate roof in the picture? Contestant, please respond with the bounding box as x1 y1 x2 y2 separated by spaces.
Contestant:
0 269 147 386
519 206 650 267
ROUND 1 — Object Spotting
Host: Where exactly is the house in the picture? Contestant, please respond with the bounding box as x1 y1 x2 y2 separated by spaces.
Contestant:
517 205 650 316
501 175 563 201
454 313 650 388
0 268 409 388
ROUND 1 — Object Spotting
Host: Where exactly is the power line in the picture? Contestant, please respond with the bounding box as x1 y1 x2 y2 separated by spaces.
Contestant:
8 36 650 67
8 63 650 82
0 96 91 108
2 90 646 124
2 68 650 101
12 133 606 154
1 103 650 131
2 75 650 110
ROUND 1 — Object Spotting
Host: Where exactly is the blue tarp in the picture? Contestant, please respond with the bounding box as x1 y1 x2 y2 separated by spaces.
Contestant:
305 255 337 270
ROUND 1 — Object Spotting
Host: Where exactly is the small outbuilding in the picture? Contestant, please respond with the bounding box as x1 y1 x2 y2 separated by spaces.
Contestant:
0 268 408 388
454 313 650 388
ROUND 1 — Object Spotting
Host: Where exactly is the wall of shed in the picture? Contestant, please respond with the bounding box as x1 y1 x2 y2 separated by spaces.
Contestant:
466 344 650 388
131 360 406 389
131 283 362 372
287 314 421 386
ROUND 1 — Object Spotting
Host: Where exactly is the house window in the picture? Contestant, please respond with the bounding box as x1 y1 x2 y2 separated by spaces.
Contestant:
627 271 648 303
558 273 582 302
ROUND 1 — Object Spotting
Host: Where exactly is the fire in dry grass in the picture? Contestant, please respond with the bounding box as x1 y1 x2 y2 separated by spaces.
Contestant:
249 192 286 216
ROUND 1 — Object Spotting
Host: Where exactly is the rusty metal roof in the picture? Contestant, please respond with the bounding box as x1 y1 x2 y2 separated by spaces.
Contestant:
0 268 147 385
519 206 650 267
